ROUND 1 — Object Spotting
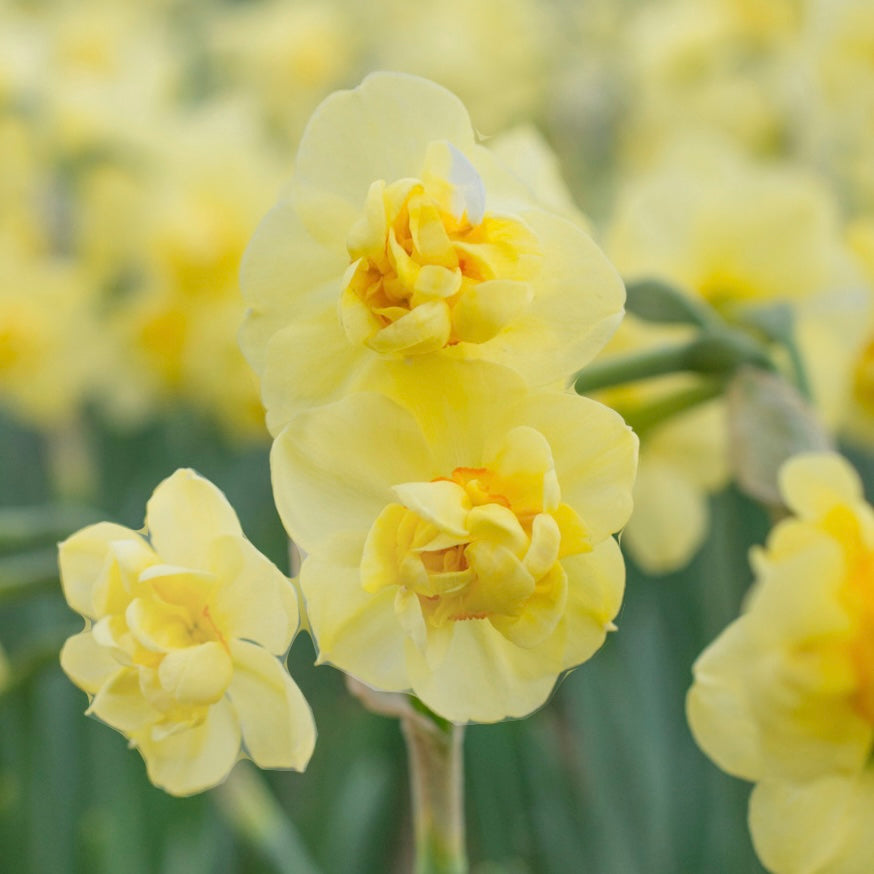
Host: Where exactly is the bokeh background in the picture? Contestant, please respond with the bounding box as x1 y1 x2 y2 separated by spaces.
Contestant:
2 0 874 871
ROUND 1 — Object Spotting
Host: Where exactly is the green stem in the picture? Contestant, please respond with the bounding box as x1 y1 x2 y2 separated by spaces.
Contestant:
573 343 694 394
401 711 467 874
572 331 773 395
620 379 726 437
783 335 813 402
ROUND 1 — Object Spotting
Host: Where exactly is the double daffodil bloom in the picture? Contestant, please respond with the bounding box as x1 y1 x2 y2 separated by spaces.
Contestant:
59 469 315 796
271 359 637 723
688 452 874 873
240 72 624 435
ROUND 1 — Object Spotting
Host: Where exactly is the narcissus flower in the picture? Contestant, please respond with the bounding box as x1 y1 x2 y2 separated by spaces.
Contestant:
687 452 874 873
240 72 624 435
59 469 315 796
271 359 637 723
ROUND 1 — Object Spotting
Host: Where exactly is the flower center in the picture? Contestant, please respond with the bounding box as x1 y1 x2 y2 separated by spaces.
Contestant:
339 141 541 356
95 566 234 718
822 505 874 724
360 426 591 650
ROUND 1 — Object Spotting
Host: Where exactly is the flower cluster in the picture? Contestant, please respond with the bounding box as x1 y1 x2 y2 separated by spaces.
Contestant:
243 72 638 724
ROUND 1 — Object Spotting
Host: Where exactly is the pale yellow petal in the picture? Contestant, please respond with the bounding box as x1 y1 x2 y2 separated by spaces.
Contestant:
271 393 433 552
522 513 562 580
89 668 163 733
60 630 120 695
126 597 192 652
451 279 532 344
466 504 528 556
686 617 765 781
239 199 347 374
367 300 452 355
137 697 241 796
622 461 709 575
487 125 590 227
365 357 529 473
644 399 728 491
559 536 625 669
157 642 233 707
512 391 638 543
292 72 475 247
208 536 297 655
360 504 406 593
746 531 848 642
146 469 242 569
488 425 560 514
300 532 410 692
392 480 470 536
492 562 568 649
58 522 149 618
472 209 624 385
465 541 536 615
750 774 874 874
405 619 557 723
260 308 371 436
228 640 316 771
140 565 215 614
779 452 863 521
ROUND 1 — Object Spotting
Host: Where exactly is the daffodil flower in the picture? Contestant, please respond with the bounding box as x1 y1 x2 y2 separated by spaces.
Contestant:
240 72 624 435
271 359 637 723
687 452 874 873
59 469 315 796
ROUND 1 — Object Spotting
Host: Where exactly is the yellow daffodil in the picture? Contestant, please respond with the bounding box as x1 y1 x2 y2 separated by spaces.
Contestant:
271 359 637 723
688 452 874 873
241 72 624 435
59 469 315 796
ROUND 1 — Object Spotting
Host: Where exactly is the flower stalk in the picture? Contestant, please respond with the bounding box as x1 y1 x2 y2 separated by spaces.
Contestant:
572 329 773 396
401 709 467 874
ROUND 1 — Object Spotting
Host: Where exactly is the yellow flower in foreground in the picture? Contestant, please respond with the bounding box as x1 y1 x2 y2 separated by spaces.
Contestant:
241 72 624 435
687 452 874 873
59 469 315 796
271 360 637 723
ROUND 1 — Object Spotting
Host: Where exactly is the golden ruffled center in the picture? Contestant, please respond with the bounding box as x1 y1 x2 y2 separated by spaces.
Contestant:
822 505 874 724
360 426 591 653
340 141 541 356
90 559 233 732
